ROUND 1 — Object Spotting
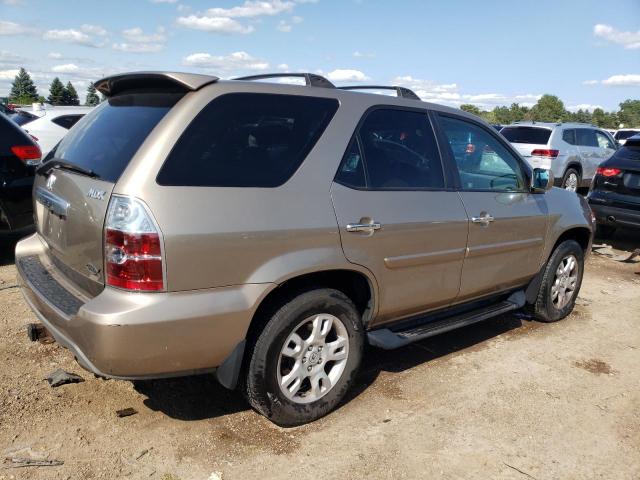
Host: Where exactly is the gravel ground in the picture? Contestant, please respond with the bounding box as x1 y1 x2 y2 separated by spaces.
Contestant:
0 232 639 480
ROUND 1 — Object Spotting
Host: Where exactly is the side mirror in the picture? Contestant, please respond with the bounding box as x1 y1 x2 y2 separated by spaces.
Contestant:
531 168 554 193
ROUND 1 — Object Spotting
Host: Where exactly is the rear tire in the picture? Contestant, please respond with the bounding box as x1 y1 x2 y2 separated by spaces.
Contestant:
244 288 364 427
562 168 581 192
529 240 584 322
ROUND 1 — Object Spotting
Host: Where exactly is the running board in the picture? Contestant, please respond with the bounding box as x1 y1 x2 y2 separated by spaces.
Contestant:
367 291 526 350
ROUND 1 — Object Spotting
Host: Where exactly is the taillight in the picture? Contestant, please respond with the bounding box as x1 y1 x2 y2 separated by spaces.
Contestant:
104 196 164 292
596 167 622 177
531 149 559 158
11 145 42 165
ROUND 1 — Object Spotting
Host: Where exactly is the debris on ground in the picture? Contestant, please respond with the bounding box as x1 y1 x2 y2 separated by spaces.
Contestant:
116 407 138 418
613 248 640 263
3 457 64 468
46 369 85 388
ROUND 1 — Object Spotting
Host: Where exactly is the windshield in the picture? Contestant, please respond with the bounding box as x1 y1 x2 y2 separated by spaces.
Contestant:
47 92 182 183
500 126 552 145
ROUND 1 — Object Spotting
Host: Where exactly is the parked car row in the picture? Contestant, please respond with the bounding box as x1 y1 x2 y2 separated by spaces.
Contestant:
12 71 597 427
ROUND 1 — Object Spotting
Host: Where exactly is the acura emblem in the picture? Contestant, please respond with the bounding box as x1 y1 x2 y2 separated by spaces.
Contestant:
87 188 106 201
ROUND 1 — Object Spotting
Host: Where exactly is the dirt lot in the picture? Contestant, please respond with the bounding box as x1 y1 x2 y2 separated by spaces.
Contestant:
1 232 639 480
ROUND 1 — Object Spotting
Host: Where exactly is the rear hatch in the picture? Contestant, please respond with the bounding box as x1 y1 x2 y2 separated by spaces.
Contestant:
500 126 553 168
34 92 183 297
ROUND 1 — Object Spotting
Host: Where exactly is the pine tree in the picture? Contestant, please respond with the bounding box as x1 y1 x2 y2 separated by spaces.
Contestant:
62 81 80 106
9 68 39 104
48 77 65 105
85 83 100 106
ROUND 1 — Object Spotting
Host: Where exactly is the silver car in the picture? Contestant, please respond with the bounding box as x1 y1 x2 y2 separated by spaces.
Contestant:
16 72 593 426
501 122 617 191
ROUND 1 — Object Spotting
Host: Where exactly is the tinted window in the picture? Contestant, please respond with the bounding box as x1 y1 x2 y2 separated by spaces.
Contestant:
52 114 84 130
439 115 526 191
157 93 338 187
8 111 38 126
349 108 444 189
562 129 576 145
576 128 598 147
500 126 551 145
595 131 615 150
615 130 640 141
49 93 181 183
335 138 366 188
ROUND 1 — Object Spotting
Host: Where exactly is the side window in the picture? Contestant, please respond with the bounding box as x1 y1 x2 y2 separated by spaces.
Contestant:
335 138 366 188
595 131 615 150
52 115 83 130
438 114 526 191
157 93 339 187
576 128 598 147
562 129 576 145
353 108 444 190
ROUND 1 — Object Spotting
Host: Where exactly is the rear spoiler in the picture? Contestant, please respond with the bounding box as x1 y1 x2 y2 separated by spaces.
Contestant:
94 71 219 97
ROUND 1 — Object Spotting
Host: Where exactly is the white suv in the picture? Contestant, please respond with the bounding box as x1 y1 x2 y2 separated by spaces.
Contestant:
500 122 617 191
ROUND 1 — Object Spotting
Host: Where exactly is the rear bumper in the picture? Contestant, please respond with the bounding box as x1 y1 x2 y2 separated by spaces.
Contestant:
588 203 640 229
16 233 273 379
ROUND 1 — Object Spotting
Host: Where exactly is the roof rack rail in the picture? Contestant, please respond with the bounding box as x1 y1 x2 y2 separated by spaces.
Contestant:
338 85 421 100
233 73 335 89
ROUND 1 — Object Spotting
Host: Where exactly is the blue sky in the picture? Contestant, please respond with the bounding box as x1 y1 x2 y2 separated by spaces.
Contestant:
0 0 638 110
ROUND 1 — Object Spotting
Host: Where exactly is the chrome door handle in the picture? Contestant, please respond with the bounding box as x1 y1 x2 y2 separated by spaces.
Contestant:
346 221 382 233
471 213 495 226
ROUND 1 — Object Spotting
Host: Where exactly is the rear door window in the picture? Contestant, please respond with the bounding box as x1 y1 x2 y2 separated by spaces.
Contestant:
500 126 551 145
50 93 182 183
576 128 598 147
157 93 339 187
335 108 445 190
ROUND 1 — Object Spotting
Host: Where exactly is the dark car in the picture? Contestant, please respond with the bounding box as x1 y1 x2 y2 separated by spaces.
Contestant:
0 111 40 240
588 134 640 237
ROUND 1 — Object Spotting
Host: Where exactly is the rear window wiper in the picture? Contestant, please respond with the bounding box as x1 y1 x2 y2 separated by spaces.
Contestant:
37 158 97 178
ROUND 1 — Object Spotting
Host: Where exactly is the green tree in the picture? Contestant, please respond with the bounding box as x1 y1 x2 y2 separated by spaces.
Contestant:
9 68 39 104
85 83 100 106
618 99 640 128
47 77 65 105
591 108 607 127
509 103 530 122
530 94 565 122
460 104 482 116
492 106 512 125
62 81 79 106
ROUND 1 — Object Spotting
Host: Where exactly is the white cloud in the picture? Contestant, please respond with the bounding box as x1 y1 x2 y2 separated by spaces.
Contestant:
601 74 640 87
277 63 289 70
51 63 80 73
150 0 178 3
0 50 23 67
567 104 604 112
205 0 295 18
353 51 375 58
277 20 292 32
0 68 20 80
48 52 63 59
582 79 599 86
594 24 640 50
176 15 255 34
0 19 31 35
326 69 370 82
81 24 107 36
113 42 164 53
2 0 24 5
43 29 103 47
292 16 303 23
182 51 269 72
122 26 166 43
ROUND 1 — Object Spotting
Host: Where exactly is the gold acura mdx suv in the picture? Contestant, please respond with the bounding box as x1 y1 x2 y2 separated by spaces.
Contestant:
17 72 593 426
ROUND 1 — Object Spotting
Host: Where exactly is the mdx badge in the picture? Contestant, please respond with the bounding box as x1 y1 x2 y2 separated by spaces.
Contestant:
87 188 106 201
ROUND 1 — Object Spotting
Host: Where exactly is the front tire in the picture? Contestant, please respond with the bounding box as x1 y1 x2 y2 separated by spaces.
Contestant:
245 288 364 427
529 240 584 322
562 168 581 192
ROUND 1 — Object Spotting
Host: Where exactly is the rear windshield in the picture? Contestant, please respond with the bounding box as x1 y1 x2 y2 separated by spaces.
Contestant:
47 93 182 183
500 126 552 145
9 111 38 126
615 130 640 141
157 93 339 187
